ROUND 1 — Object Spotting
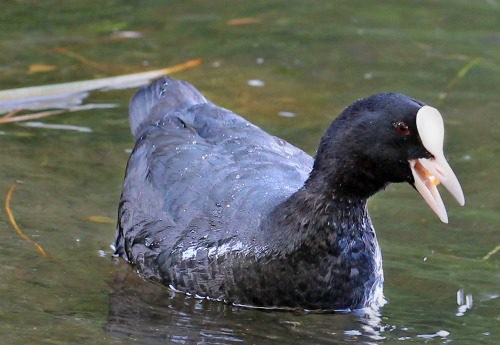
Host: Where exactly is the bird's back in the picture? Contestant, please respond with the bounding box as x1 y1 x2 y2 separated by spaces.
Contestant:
115 77 313 280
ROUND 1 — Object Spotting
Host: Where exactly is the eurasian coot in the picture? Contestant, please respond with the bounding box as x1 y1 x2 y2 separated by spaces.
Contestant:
114 77 464 310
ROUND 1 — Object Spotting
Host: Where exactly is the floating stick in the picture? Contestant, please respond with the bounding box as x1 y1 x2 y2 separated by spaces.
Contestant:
5 181 48 257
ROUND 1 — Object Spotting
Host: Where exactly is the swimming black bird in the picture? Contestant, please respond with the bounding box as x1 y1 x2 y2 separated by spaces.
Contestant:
114 77 464 310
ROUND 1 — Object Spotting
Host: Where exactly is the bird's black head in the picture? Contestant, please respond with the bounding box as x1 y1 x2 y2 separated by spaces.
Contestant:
307 93 464 222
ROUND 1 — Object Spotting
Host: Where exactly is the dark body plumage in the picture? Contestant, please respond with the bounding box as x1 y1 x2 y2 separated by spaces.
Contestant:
115 77 433 310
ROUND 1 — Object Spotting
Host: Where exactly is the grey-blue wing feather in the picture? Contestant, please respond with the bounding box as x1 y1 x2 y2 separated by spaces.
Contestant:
128 77 209 139
116 78 313 281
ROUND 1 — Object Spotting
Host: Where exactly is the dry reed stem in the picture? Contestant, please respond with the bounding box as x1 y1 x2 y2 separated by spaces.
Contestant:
5 181 48 257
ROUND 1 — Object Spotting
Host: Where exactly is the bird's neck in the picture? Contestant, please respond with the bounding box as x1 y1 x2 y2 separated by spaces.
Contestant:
265 185 372 256
307 153 390 201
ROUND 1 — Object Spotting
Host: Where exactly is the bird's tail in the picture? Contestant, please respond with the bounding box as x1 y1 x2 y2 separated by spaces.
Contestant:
129 77 209 139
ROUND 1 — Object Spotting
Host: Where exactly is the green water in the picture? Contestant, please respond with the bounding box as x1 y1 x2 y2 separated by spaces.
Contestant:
0 0 498 344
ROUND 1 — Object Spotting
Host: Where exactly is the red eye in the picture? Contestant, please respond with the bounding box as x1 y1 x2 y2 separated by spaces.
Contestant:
396 122 410 134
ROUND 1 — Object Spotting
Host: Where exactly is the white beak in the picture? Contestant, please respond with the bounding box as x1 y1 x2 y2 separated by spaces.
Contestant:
409 106 465 223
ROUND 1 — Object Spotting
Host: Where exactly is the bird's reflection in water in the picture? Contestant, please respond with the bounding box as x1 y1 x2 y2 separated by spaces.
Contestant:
105 261 388 345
